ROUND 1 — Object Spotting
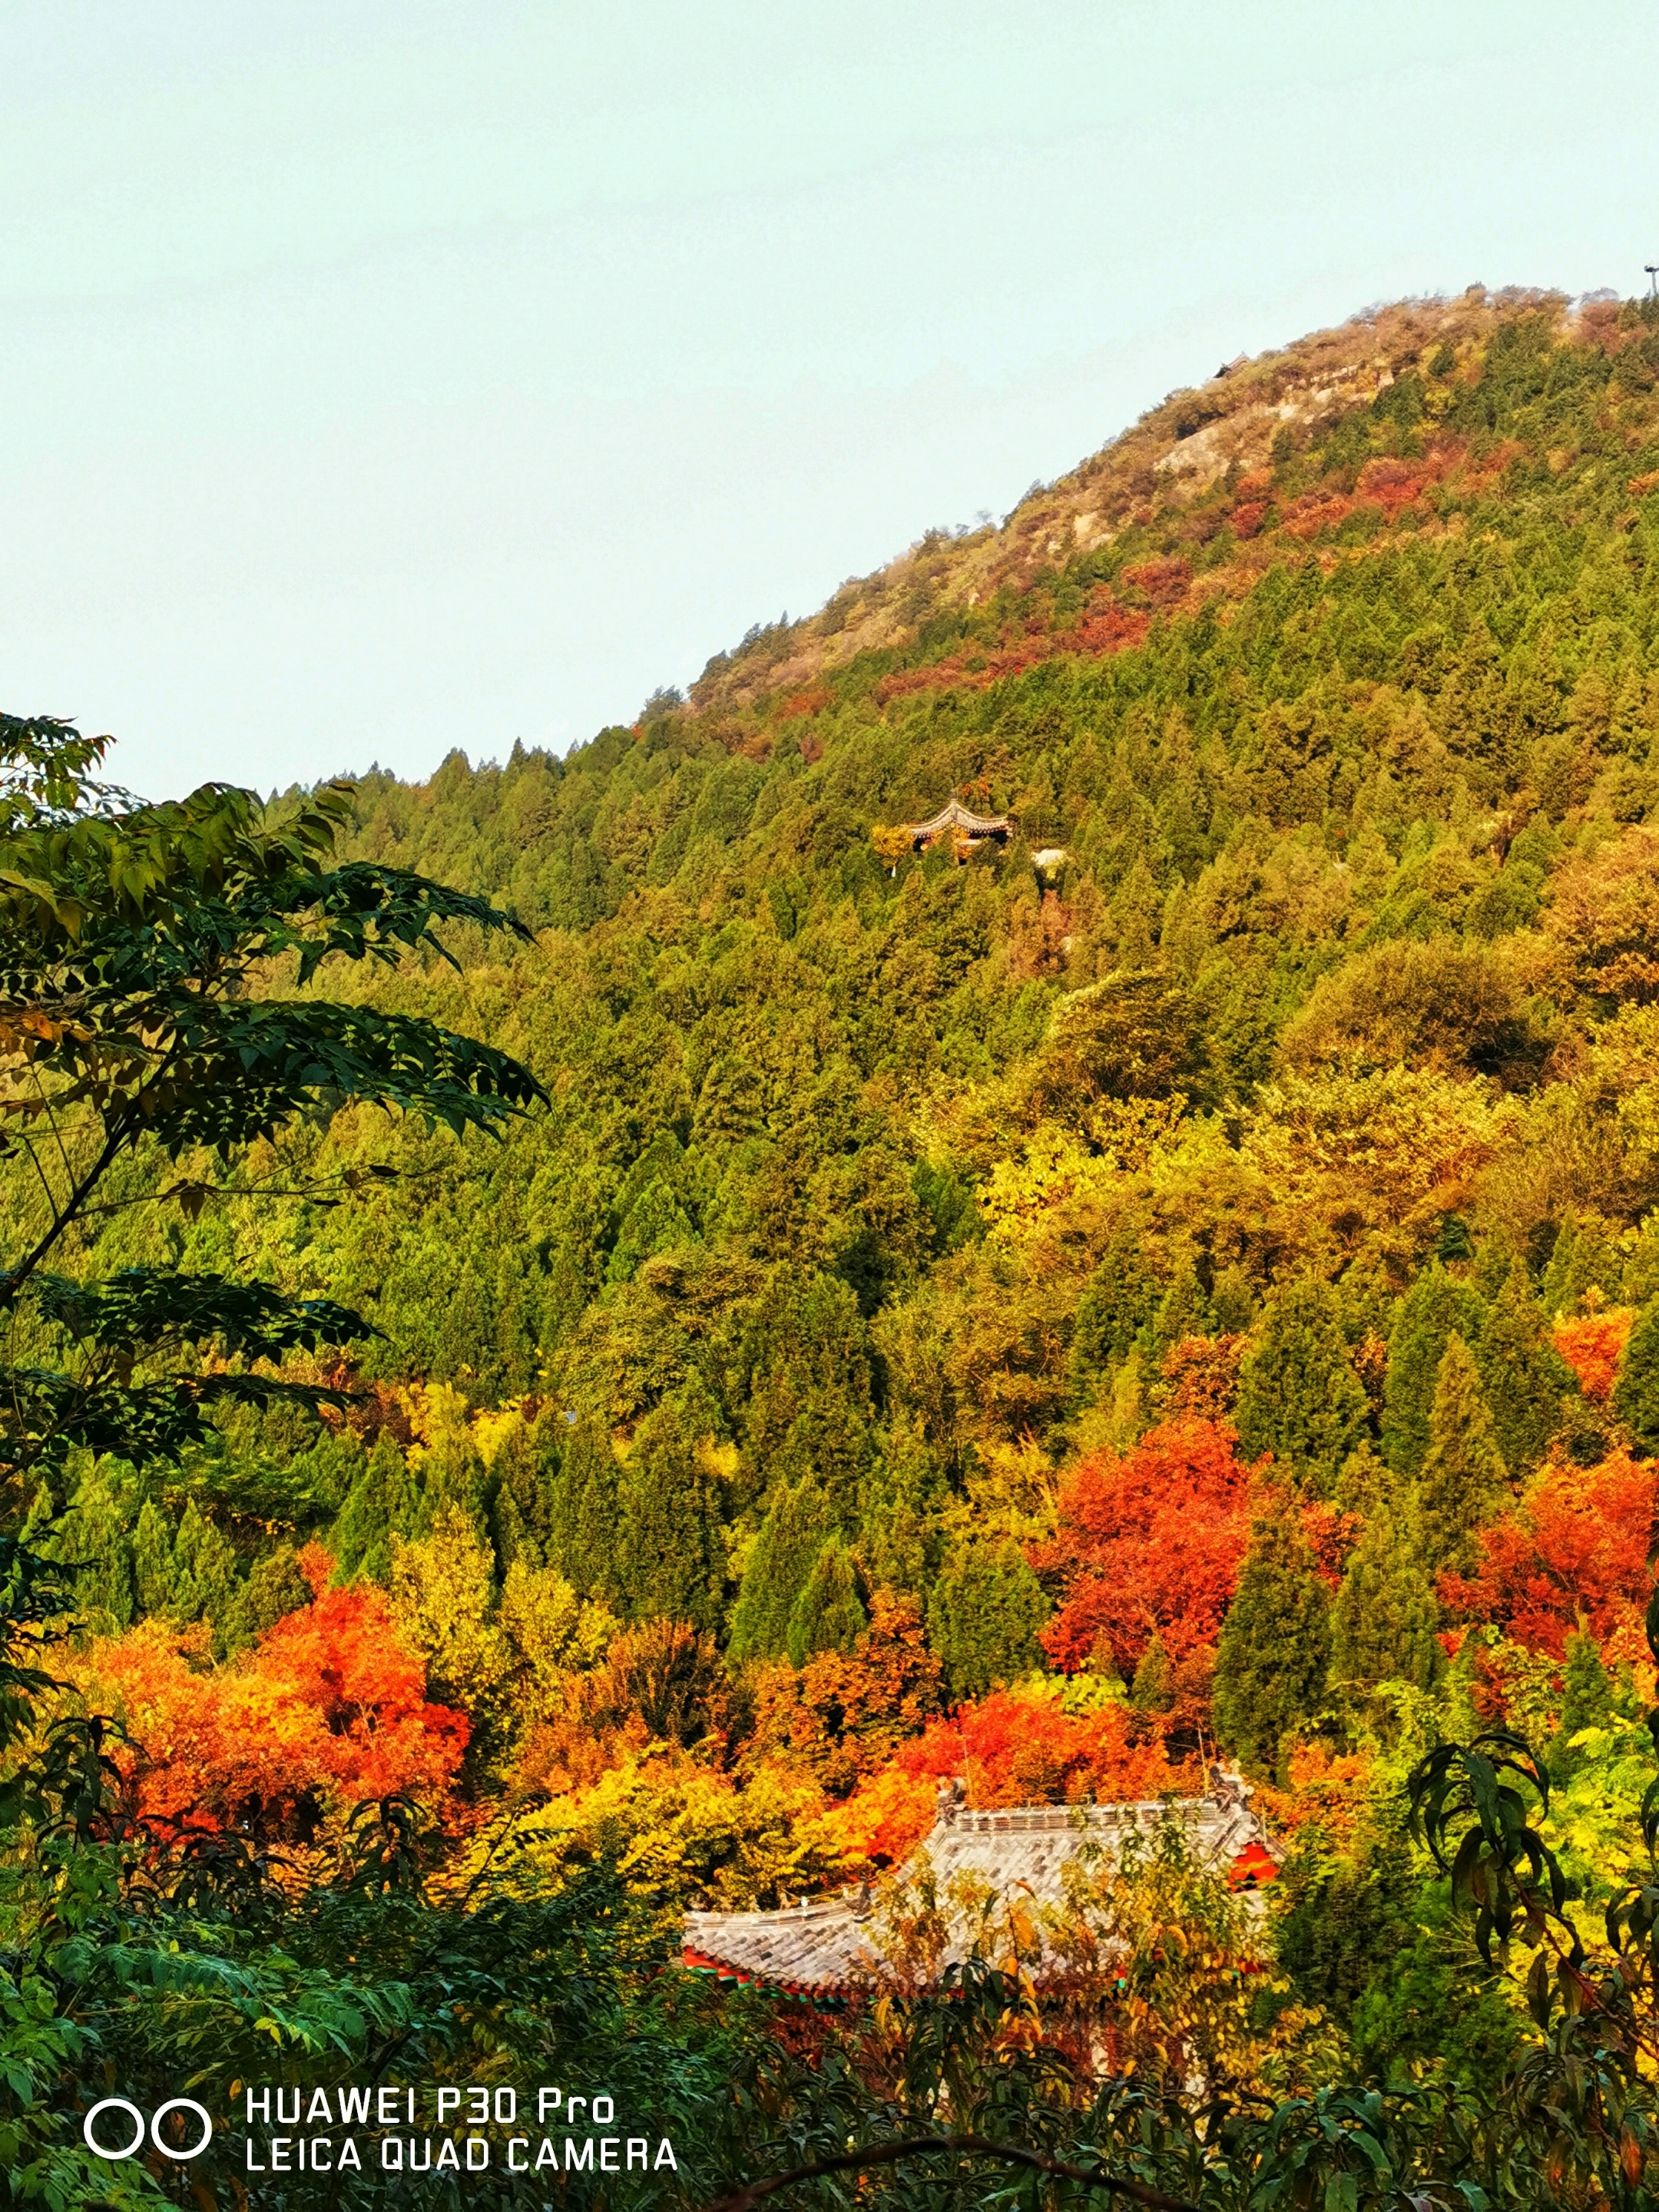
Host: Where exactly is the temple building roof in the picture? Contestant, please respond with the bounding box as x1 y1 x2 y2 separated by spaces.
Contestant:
683 1774 1276 1999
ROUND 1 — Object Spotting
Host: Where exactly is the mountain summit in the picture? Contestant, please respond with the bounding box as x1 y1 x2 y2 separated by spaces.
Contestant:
687 283 1650 720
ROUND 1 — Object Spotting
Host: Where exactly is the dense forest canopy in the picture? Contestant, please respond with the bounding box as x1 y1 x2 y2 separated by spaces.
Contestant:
9 283 1659 2207
68 286 1659 1654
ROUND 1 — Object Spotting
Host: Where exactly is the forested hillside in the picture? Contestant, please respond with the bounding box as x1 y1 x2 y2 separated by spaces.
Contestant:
19 286 1659 2190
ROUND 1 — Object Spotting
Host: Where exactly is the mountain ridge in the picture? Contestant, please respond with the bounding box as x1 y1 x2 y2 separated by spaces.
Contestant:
680 283 1603 722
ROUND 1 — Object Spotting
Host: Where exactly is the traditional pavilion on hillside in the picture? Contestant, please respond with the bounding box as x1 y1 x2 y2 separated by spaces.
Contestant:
683 1772 1278 2001
869 796 1017 872
906 796 1015 855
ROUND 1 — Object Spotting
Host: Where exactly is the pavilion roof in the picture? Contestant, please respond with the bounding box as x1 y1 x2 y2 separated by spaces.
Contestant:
682 1778 1273 1998
909 796 1014 841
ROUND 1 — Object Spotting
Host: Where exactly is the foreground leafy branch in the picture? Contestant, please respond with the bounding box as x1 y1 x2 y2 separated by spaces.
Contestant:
702 2133 1201 2212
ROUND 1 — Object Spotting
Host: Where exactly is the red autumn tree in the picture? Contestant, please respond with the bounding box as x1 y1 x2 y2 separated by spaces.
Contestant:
1031 1419 1255 1676
1120 555 1193 605
895 1689 1186 1809
1553 1309 1634 1406
1298 1498 1363 1589
1439 1448 1657 1656
71 1544 468 1838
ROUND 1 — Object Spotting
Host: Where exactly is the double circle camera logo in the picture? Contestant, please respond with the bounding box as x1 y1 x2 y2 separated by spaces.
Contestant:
84 2097 214 2162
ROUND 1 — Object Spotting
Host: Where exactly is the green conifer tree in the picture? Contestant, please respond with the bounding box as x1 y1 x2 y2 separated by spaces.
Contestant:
1381 1266 1488 1476
1474 1266 1575 1475
1335 1250 1394 1345
786 1540 868 1666
546 1422 622 1604
859 1420 943 1595
131 1498 178 1621
492 1247 541 1399
1614 1299 1659 1453
491 1479 536 1579
1550 1629 1616 1780
1540 1214 1621 1316
728 1482 834 1664
1234 1279 1369 1496
427 1258 495 1390
608 1128 684 1240
1333 1440 1392 1515
1330 1508 1444 1694
220 1545 313 1654
415 1442 490 1538
1210 1265 1258 1338
926 1538 1051 1700
1415 1333 1509 1575
774 1394 872 1524
612 1379 726 1631
1213 1511 1331 1778
1068 1224 1160 1401
1148 1260 1215 1354
605 1178 698 1286
332 1430 420 1587
171 1499 240 1633
744 1273 875 1520
488 1419 558 1575
538 1234 598 1356
55 1464 137 1631
1130 1631 1176 1714
1622 1218 1659 1309
1472 1233 1520 1303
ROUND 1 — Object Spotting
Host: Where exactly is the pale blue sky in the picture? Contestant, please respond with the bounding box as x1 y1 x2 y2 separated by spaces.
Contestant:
2 2 1654 795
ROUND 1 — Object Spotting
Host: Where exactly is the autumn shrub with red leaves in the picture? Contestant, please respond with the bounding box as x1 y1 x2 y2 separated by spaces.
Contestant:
1280 490 1353 540
1439 1448 1657 1656
1074 602 1151 655
813 1766 939 1868
777 686 832 721
870 597 1151 706
1031 1419 1255 1676
1120 555 1192 605
1298 1498 1363 1589
68 1544 467 1842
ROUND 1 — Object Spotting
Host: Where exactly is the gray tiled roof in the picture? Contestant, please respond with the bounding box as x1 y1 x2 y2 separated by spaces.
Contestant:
910 796 1014 842
683 1778 1270 1996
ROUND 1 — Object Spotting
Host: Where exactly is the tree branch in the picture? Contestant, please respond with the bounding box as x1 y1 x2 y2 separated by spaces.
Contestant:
0 1116 125 1304
700 2133 1201 2212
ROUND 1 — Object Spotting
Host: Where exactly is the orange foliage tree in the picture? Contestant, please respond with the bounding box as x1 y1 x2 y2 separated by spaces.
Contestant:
1439 1449 1657 1656
1543 824 1659 1003
70 1545 467 1839
1158 1333 1247 1422
812 1766 940 1869
1553 1309 1634 1405
1032 1419 1255 1676
745 1597 945 1797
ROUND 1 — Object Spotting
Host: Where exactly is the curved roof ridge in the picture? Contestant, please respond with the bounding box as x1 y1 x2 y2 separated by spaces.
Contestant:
909 795 1014 839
